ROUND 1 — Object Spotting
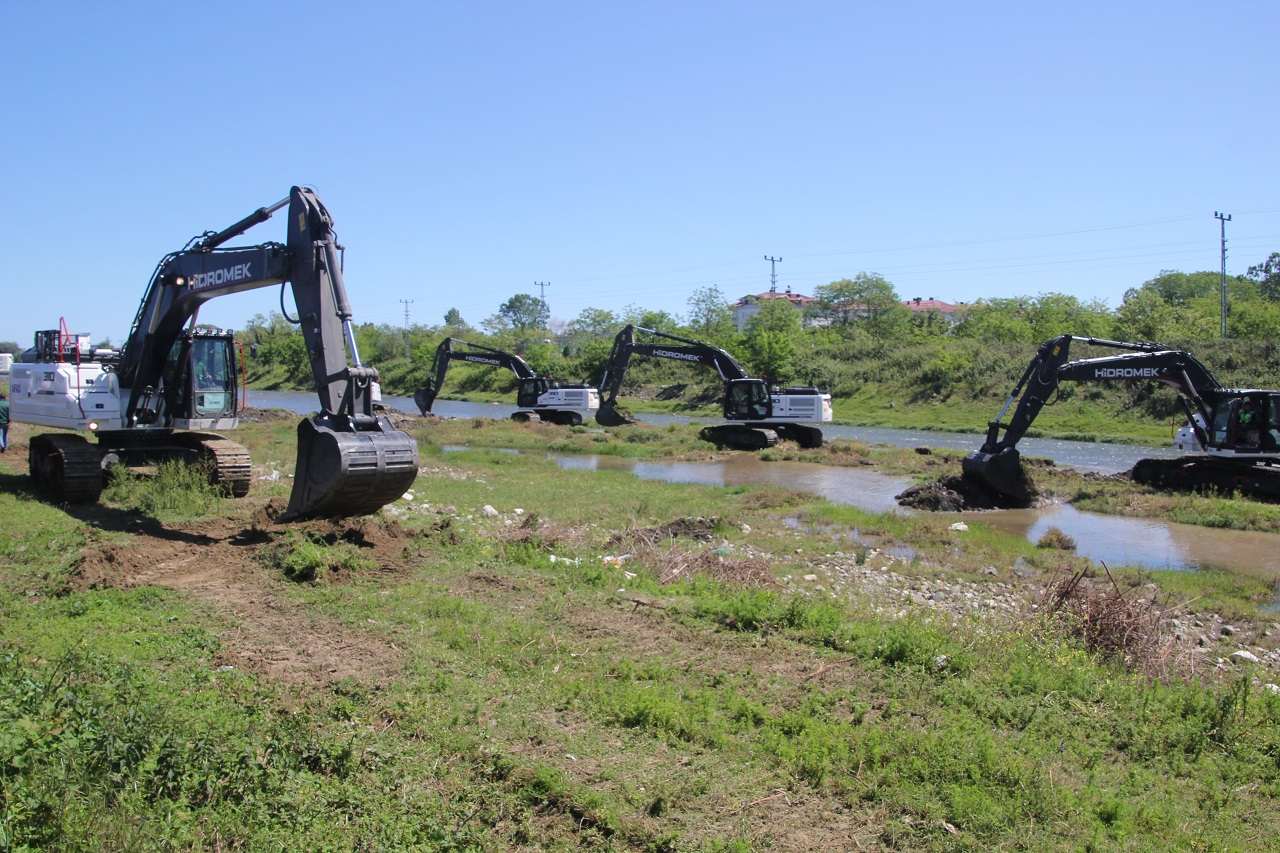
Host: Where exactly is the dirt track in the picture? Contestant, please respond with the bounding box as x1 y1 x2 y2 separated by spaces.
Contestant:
70 497 415 687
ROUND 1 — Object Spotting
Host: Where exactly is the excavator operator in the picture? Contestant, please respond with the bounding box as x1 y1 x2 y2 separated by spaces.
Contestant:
1238 397 1262 448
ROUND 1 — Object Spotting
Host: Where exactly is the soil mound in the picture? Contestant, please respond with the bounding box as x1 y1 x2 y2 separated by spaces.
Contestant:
896 474 1032 511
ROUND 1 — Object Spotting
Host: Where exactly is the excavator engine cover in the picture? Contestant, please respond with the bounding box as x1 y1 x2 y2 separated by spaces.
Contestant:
961 447 1032 501
284 416 419 520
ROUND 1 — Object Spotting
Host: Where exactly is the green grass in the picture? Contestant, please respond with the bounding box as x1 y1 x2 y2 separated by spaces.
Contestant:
2 422 1280 849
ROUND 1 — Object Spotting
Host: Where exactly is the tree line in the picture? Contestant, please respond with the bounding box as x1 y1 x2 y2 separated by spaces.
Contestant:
234 252 1280 397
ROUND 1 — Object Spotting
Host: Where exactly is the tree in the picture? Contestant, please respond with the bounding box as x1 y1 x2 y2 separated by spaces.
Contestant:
443 307 468 329
813 273 908 338
497 294 549 331
1246 252 1280 302
1027 292 1112 340
568 307 619 339
742 297 803 383
954 298 1034 343
622 305 679 332
0 340 20 355
480 314 512 336
685 286 737 346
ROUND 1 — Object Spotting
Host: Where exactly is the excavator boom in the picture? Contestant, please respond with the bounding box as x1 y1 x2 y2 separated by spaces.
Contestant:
11 187 418 520
414 338 598 425
963 334 1280 501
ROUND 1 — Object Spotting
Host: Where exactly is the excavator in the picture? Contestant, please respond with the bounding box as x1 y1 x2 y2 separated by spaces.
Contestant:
963 334 1280 501
594 325 832 449
413 337 600 425
7 187 419 520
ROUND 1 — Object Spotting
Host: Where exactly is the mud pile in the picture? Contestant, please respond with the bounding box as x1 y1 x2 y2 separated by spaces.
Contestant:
896 474 1033 511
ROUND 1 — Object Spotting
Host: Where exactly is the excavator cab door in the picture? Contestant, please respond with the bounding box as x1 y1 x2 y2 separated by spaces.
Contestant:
724 379 771 421
149 331 237 428
186 333 237 422
516 378 548 409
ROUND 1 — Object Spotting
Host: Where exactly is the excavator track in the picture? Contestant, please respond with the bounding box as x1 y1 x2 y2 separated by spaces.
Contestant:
174 432 252 497
28 433 105 504
699 424 779 450
772 424 825 449
1132 456 1280 501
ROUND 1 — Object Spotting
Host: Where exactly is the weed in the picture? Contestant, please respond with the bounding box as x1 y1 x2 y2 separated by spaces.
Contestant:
1036 526 1077 550
102 461 225 519
257 529 376 582
1044 566 1171 674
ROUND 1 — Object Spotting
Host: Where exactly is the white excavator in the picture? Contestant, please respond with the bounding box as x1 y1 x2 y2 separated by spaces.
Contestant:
594 325 832 449
7 187 419 519
413 337 599 425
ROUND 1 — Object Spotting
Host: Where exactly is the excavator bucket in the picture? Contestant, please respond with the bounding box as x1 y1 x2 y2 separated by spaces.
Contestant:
283 416 420 520
595 400 636 427
961 447 1033 501
413 385 438 416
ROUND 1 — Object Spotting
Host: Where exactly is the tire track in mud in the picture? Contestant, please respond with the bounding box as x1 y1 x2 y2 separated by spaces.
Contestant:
74 510 409 687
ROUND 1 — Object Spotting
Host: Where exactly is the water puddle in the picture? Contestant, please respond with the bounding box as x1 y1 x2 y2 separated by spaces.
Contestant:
547 454 1280 578
259 390 1280 578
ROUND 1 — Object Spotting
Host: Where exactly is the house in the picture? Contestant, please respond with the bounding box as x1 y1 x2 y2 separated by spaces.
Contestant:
902 296 961 324
734 289 818 332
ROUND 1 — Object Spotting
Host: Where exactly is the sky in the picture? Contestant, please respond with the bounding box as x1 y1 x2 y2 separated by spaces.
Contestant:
3 1 1278 347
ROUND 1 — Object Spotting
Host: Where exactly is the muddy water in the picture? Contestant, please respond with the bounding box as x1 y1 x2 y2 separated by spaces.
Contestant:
251 391 1278 576
555 453 912 514
549 454 1280 578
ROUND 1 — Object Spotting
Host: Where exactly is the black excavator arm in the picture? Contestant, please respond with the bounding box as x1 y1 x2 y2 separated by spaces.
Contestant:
413 338 536 414
115 187 418 520
963 334 1224 497
594 325 749 426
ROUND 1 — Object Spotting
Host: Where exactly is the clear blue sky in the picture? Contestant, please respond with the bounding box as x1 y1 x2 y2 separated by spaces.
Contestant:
3 1 1277 347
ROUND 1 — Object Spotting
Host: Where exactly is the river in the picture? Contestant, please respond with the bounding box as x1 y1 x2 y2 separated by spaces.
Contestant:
246 390 1280 576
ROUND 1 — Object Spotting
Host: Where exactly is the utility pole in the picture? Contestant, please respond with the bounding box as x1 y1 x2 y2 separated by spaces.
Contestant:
1215 212 1231 339
764 256 782 294
400 299 414 358
534 282 550 336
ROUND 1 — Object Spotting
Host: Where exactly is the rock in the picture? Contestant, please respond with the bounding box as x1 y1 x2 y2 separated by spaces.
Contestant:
482 505 500 517
949 522 969 532
1230 650 1260 665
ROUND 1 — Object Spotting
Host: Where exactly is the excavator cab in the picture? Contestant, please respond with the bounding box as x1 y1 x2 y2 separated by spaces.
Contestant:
516 377 550 409
141 330 238 429
1211 393 1280 452
723 379 771 421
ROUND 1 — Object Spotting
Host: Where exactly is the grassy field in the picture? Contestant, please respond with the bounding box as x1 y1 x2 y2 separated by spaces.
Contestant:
1 412 1280 850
